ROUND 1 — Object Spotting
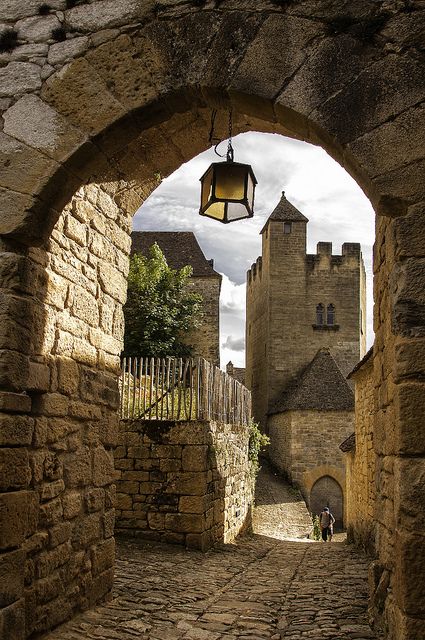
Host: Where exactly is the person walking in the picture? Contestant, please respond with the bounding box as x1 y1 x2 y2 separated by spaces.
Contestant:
319 506 335 541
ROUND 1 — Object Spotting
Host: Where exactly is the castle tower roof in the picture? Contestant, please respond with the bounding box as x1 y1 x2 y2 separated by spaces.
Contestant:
269 347 354 414
260 191 308 234
131 231 220 278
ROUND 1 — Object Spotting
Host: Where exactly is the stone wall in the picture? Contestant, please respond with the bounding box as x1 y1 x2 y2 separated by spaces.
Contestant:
345 351 376 552
114 419 253 550
186 276 221 368
0 184 131 638
269 409 354 524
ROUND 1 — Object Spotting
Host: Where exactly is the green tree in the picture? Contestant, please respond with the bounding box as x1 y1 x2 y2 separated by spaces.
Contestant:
123 243 203 357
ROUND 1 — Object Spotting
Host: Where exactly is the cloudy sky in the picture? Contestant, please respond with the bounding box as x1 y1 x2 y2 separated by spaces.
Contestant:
133 132 375 368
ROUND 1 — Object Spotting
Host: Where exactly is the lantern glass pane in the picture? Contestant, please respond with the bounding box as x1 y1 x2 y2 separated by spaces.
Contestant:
215 164 247 201
204 201 225 221
201 167 214 211
227 202 250 221
246 173 255 209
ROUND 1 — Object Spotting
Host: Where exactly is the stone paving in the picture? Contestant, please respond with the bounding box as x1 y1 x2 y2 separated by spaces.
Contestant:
42 466 379 640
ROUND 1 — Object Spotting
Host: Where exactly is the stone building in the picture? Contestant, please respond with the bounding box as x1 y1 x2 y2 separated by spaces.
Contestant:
268 347 354 528
246 192 366 431
131 231 221 367
341 347 376 551
246 193 366 524
226 361 246 386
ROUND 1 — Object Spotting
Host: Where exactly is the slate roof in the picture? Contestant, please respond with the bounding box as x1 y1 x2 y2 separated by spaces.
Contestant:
131 231 220 278
269 347 355 414
261 191 308 234
347 346 374 379
339 432 356 452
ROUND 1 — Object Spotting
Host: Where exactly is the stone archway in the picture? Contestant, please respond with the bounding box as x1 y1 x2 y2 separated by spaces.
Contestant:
310 475 344 531
0 4 424 639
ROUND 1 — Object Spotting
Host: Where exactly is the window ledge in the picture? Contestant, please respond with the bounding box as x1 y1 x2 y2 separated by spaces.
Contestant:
312 324 340 331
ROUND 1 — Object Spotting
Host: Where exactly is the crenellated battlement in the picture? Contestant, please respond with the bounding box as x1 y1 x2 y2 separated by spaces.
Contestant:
247 256 262 284
306 242 362 272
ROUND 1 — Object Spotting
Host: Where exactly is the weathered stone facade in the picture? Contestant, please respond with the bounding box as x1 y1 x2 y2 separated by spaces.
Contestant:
246 193 366 429
114 419 253 551
343 349 376 552
131 231 221 366
268 348 355 527
0 2 424 639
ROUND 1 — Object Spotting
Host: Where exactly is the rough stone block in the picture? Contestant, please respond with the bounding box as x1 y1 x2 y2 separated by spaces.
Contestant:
0 448 30 491
185 531 212 552
62 490 82 520
0 414 33 446
63 448 92 488
98 261 127 304
93 448 115 487
34 572 63 606
103 509 115 538
165 513 204 534
394 383 425 454
40 480 65 503
0 350 30 393
88 567 114 607
91 537 115 575
72 513 101 548
166 472 208 496
231 14 321 100
41 57 125 137
0 132 59 196
27 361 50 392
32 393 68 417
3 94 86 162
56 358 80 395
394 530 425 616
147 512 165 530
49 522 71 549
182 445 208 472
39 497 63 528
179 495 207 515
0 549 25 607
47 37 89 67
0 490 38 550
0 62 41 98
0 598 25 640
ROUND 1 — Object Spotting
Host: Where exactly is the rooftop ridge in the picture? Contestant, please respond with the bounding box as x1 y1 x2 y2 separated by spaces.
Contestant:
260 191 308 234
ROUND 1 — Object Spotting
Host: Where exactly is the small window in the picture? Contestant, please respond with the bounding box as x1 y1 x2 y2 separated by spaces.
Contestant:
283 222 292 234
316 303 324 325
327 303 335 325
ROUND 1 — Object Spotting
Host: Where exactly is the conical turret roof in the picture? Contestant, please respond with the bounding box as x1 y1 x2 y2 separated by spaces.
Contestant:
261 191 308 234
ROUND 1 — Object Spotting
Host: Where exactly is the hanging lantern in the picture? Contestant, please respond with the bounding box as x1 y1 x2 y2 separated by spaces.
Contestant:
199 111 257 223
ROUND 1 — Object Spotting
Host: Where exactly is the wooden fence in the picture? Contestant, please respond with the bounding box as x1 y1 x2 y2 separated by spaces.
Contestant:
120 356 251 426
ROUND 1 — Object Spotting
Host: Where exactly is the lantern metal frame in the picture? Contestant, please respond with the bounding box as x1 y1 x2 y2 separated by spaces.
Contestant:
199 109 258 224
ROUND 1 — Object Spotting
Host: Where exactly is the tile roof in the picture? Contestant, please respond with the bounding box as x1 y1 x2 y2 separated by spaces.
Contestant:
269 347 354 413
347 346 374 379
261 191 308 234
131 231 220 278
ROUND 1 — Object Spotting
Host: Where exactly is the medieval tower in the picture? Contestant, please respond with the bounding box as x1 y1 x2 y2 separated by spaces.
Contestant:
246 192 367 431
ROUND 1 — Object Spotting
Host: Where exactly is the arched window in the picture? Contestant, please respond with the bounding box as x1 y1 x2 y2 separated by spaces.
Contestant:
327 303 335 325
316 303 324 325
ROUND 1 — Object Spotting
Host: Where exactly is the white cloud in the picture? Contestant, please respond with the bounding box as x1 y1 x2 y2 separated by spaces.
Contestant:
134 132 375 368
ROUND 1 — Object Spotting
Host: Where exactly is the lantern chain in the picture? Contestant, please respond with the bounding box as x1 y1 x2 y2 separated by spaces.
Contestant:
209 108 234 162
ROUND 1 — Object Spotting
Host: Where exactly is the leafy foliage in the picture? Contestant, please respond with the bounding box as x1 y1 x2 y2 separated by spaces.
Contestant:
123 243 203 357
312 514 322 541
248 420 270 477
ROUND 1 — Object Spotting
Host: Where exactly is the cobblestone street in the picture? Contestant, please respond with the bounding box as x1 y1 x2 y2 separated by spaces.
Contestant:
43 466 379 640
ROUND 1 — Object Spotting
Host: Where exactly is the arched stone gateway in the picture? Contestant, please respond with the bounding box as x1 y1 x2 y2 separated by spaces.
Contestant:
310 475 344 532
0 3 424 639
